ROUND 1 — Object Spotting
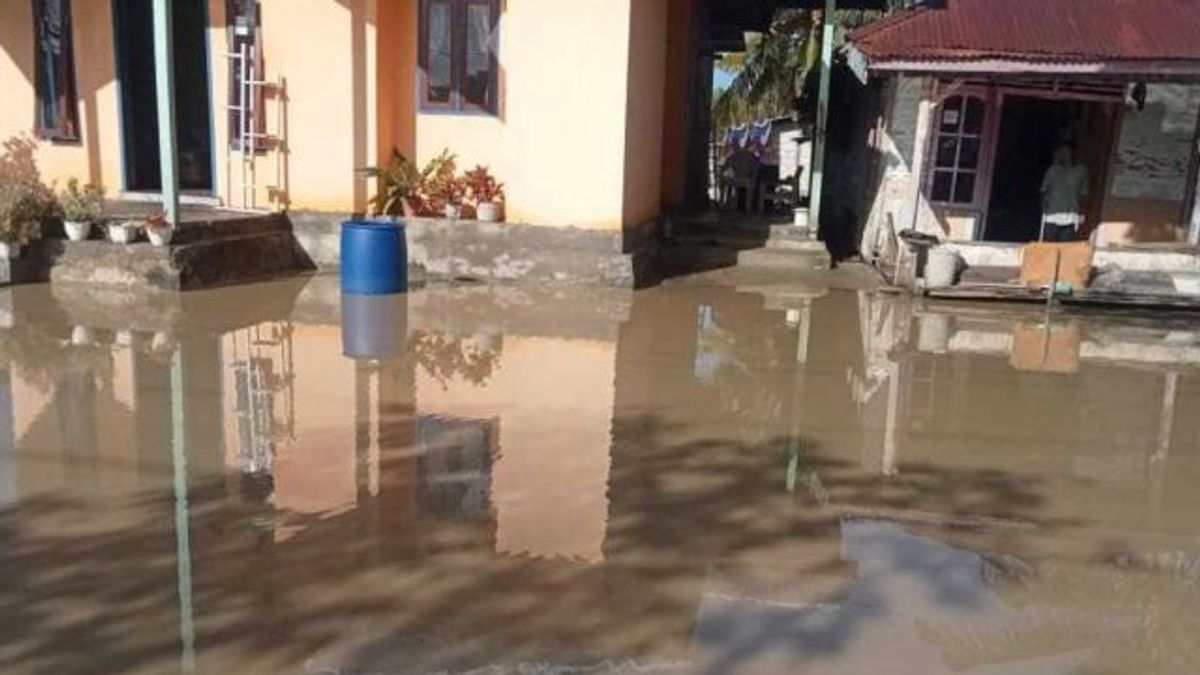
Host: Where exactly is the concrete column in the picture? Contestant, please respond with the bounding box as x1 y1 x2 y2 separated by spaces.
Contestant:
152 0 180 226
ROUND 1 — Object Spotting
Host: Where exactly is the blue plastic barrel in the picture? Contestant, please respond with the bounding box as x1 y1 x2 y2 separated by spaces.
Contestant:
340 220 407 295
342 293 408 359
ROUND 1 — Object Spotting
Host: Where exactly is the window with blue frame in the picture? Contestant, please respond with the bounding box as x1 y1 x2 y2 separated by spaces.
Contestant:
419 0 499 115
32 0 80 142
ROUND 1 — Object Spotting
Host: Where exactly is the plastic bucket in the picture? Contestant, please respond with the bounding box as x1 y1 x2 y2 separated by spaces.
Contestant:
342 293 408 360
925 247 963 289
340 220 407 295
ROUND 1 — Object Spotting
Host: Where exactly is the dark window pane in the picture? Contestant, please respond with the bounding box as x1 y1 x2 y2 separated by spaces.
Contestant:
33 0 80 141
959 137 980 169
426 0 453 104
931 171 954 201
953 172 976 203
963 97 985 134
463 2 494 109
940 96 963 132
935 137 959 168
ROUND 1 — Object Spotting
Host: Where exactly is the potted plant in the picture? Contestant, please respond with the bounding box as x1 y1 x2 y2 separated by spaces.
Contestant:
463 166 505 222
419 151 461 219
361 149 426 218
58 178 104 241
107 218 141 244
0 180 55 258
434 174 466 220
143 211 173 247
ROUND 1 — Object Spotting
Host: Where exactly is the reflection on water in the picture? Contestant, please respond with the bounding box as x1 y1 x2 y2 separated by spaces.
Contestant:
0 277 1199 673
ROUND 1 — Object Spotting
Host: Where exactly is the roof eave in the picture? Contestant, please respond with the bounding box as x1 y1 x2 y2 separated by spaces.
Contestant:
865 57 1200 81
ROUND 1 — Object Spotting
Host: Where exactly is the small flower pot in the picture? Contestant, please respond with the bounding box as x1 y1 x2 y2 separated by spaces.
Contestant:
147 227 174 247
476 201 503 223
64 220 92 242
444 204 462 220
107 222 139 244
0 242 23 259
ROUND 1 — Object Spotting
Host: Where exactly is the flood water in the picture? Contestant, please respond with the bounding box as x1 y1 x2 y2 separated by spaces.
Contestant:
1 273 1199 674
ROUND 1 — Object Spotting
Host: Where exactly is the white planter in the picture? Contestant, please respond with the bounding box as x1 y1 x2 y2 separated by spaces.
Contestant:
0 242 22 259
444 204 462 220
64 220 92 242
107 222 139 244
926 247 965 289
147 227 174 247
476 201 502 223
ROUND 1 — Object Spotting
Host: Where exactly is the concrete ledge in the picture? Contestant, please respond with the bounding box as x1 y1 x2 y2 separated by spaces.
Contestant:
945 241 1200 274
290 211 658 287
45 231 315 292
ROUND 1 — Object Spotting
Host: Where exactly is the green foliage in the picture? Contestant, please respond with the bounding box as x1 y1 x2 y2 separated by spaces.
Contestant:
462 165 505 204
713 8 888 133
361 149 460 217
360 149 425 216
0 136 57 246
58 178 105 223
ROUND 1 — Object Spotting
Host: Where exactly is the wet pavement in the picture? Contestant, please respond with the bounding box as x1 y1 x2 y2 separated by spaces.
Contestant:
1 271 1200 673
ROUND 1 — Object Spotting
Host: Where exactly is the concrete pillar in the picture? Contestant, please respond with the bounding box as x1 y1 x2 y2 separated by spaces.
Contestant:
152 0 180 226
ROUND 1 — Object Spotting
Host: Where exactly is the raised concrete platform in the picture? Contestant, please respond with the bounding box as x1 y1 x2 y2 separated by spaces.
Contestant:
7 208 315 292
291 211 657 287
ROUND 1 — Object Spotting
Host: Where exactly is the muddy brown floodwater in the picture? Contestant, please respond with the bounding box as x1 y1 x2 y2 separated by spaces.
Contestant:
0 272 1199 674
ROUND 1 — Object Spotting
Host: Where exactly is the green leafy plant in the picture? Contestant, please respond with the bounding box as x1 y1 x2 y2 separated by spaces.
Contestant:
58 178 105 223
462 165 505 205
0 135 57 246
360 149 425 216
420 151 461 215
361 148 460 217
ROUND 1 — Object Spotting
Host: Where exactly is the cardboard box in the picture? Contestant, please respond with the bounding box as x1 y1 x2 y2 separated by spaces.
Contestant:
1020 242 1093 291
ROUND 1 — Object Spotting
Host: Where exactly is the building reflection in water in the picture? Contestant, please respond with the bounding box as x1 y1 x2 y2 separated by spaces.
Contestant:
0 278 1199 672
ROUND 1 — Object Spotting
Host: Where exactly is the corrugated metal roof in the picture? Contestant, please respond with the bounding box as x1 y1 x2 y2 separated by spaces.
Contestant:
851 0 1200 65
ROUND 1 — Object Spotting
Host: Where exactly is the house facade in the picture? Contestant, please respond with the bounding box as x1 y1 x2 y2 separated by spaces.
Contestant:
849 0 1200 263
1 0 746 267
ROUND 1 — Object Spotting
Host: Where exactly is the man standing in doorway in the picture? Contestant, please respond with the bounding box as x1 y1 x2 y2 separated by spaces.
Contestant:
1040 143 1089 242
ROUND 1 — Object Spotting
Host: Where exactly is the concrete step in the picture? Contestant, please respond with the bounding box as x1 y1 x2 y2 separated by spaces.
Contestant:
766 238 827 252
768 224 817 241
737 246 831 271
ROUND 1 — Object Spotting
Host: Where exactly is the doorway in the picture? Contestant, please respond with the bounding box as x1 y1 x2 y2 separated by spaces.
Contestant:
983 95 1117 242
113 0 214 193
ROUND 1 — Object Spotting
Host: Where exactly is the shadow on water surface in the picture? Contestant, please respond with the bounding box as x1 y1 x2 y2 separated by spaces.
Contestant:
0 277 1197 673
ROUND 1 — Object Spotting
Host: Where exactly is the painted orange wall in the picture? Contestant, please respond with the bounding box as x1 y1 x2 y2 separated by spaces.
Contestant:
2 0 680 229
621 0 669 229
245 0 379 212
410 0 642 230
0 0 123 193
660 0 697 209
